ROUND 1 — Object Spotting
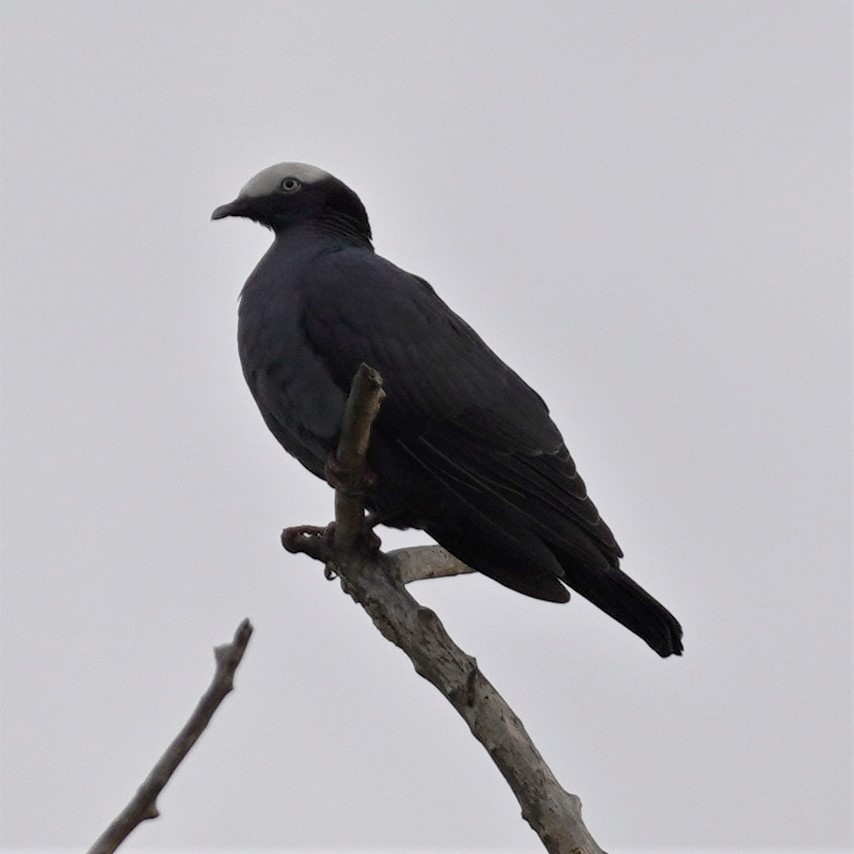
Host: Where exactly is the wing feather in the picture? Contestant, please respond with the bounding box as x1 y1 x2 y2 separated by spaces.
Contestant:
299 247 620 564
300 249 561 452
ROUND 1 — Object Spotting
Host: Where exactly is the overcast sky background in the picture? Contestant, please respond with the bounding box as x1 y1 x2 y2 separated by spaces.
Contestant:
1 1 851 852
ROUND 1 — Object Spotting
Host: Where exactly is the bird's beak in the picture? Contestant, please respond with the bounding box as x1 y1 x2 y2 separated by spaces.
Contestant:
211 198 244 220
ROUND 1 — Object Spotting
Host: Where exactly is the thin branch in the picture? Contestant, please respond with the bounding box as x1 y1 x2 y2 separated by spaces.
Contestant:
333 362 386 551
282 367 606 854
87 619 254 854
387 544 475 585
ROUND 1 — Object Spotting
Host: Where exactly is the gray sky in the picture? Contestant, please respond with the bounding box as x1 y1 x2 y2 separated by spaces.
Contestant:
1 1 851 851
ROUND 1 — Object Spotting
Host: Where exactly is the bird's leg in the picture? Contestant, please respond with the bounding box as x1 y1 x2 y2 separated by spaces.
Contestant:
324 451 376 497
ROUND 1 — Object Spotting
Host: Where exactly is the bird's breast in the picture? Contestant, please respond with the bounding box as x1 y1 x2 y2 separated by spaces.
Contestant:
237 254 347 471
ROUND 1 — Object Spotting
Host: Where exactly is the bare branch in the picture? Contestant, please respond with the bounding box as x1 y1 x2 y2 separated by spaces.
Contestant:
333 362 386 551
387 544 475 585
87 619 254 854
282 367 606 854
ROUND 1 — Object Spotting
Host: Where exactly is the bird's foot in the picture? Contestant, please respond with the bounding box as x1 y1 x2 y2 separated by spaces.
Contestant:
326 516 383 554
281 516 381 566
281 522 337 562
324 452 376 496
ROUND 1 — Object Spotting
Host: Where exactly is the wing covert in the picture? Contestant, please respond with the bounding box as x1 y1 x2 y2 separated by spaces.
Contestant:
299 248 562 455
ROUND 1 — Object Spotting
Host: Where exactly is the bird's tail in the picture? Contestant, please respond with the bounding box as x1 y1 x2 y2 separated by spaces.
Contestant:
562 563 683 657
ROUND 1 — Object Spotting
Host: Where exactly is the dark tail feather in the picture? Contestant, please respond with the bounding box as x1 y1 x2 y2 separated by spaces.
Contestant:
564 565 684 657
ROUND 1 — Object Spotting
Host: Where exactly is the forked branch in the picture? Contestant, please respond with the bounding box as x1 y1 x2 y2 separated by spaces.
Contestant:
282 363 605 854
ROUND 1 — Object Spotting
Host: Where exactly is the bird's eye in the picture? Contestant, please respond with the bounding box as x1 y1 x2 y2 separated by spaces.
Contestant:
280 177 302 194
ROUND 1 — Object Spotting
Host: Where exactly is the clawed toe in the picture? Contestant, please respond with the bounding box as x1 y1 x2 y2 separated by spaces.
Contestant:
281 516 380 560
281 522 337 559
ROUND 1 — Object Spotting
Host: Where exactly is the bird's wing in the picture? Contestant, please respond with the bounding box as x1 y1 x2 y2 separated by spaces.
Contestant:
300 251 556 445
300 248 620 554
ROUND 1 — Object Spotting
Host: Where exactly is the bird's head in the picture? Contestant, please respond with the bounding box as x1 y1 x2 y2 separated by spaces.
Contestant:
211 162 372 246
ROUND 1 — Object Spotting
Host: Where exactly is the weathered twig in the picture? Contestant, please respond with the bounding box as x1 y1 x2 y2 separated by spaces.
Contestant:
87 619 254 854
388 544 475 585
282 365 605 854
333 362 385 551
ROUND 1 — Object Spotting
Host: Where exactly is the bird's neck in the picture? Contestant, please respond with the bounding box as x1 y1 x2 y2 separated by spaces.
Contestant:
275 214 373 250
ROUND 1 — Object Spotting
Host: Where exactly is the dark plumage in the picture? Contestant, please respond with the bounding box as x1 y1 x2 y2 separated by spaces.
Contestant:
213 162 683 657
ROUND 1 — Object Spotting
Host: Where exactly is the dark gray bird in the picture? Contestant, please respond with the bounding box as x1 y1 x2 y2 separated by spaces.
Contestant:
213 162 683 657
